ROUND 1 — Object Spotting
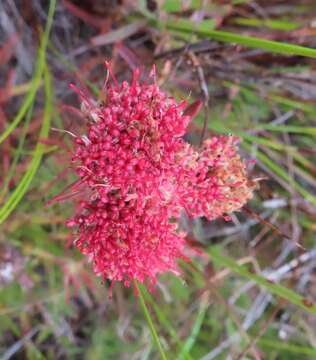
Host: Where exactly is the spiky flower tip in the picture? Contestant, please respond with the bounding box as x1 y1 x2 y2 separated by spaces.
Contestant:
66 64 254 289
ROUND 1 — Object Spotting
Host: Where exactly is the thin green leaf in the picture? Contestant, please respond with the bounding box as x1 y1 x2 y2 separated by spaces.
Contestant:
243 142 316 206
0 104 34 200
253 124 316 136
0 66 53 224
144 291 194 360
233 17 300 31
135 282 168 360
257 338 316 356
176 295 208 360
208 247 316 315
154 17 316 58
0 0 56 145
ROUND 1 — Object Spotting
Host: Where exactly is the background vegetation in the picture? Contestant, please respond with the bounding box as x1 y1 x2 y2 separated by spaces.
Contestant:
1 0 316 359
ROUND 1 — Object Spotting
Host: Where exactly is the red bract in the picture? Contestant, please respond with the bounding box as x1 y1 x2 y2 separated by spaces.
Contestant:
66 65 254 288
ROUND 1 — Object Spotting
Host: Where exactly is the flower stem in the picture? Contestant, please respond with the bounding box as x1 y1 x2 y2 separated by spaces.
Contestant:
134 281 168 360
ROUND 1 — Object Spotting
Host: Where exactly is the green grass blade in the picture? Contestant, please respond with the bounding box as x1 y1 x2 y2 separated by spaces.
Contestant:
0 0 56 145
253 124 316 135
0 104 34 200
242 142 316 206
161 0 204 13
0 79 40 145
208 247 316 315
144 291 194 360
155 17 316 58
269 94 316 114
233 17 300 31
224 81 316 114
257 338 316 356
176 296 208 360
135 282 168 360
0 66 53 224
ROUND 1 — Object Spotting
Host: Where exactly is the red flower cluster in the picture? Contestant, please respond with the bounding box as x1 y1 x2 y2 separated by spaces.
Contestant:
66 66 254 288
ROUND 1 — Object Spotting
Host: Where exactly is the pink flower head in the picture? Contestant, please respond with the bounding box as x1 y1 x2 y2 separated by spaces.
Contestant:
66 64 254 288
